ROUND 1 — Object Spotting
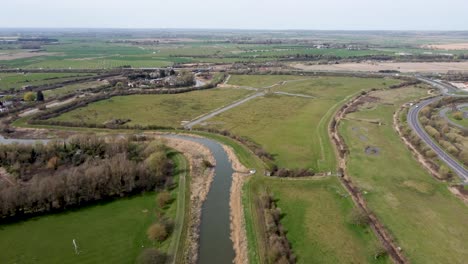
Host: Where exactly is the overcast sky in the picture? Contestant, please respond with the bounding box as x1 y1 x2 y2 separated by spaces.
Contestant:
1 0 467 30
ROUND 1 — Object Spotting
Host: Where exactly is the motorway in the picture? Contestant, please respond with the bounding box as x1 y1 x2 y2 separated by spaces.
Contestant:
407 78 468 183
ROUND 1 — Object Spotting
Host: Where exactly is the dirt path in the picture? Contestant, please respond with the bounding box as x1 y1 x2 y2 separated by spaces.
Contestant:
222 144 249 264
330 93 409 264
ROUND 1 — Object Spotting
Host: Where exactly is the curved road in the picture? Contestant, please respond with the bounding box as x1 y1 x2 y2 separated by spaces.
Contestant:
408 79 468 183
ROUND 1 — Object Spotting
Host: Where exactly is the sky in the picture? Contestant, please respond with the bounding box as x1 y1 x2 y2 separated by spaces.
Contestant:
1 0 467 30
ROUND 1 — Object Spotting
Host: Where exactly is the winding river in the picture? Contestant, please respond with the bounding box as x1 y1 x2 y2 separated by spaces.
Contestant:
166 135 235 264
0 134 236 264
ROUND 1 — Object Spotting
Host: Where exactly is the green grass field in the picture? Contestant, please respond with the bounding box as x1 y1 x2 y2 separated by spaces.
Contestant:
340 86 468 263
0 72 93 91
43 80 104 98
0 152 187 264
247 176 388 264
49 88 253 128
201 76 400 171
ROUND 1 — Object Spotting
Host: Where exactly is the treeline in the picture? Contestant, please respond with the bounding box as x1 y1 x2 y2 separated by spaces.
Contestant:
259 191 296 264
389 80 421 89
0 136 173 219
193 128 274 162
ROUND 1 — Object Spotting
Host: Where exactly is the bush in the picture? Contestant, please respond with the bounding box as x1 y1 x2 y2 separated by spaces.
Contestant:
157 191 172 208
23 92 36 101
348 208 370 227
147 223 168 242
202 159 214 168
453 111 463 120
373 244 388 259
438 165 452 180
136 248 167 264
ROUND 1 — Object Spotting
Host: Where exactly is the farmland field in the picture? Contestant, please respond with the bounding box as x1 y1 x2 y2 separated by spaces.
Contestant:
49 88 253 128
201 75 400 171
339 86 468 263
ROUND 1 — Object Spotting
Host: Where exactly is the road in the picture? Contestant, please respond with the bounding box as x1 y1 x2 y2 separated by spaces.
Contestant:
407 80 468 183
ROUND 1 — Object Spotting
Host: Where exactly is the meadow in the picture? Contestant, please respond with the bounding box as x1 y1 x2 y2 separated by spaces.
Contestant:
201 75 400 171
43 80 105 98
49 88 253 128
340 86 468 263
247 176 389 264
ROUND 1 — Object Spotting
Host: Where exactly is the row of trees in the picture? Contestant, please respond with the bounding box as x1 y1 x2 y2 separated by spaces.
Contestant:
0 136 173 219
259 191 296 264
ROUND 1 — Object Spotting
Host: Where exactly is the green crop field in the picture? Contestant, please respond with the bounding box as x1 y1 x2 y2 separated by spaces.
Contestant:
246 176 388 264
339 86 468 263
49 88 253 128
0 152 187 264
200 75 400 171
0 72 93 91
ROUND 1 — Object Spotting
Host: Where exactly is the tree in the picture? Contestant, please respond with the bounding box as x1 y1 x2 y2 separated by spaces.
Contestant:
23 92 36 102
36 91 44 101
147 223 168 242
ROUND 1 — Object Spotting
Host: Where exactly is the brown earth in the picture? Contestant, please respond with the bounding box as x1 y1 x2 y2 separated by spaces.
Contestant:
0 50 56 60
422 43 468 50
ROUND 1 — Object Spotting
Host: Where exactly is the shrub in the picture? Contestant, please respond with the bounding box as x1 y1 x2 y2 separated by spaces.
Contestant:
23 92 36 101
438 165 452 180
157 191 172 208
373 244 388 259
453 111 463 120
147 223 168 242
136 248 167 264
348 208 369 227
202 159 214 168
